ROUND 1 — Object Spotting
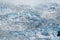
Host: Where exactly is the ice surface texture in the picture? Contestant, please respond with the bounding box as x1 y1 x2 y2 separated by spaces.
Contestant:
0 3 60 40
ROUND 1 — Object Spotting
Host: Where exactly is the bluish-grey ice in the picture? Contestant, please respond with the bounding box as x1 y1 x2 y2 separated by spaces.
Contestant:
0 0 60 40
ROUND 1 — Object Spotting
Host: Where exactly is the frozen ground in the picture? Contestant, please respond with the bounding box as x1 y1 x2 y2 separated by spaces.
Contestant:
0 0 60 40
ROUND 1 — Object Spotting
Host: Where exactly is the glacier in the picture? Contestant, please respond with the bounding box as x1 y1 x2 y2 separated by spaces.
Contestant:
0 2 60 40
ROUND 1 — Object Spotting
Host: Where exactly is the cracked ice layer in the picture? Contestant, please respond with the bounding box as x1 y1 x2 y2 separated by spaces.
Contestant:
0 3 60 40
0 3 60 31
0 30 58 40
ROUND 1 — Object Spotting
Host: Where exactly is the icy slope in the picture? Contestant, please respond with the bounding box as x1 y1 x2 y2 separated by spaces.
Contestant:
0 3 60 40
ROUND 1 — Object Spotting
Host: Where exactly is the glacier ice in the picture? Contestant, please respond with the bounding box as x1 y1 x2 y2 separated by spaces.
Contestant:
0 3 60 40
